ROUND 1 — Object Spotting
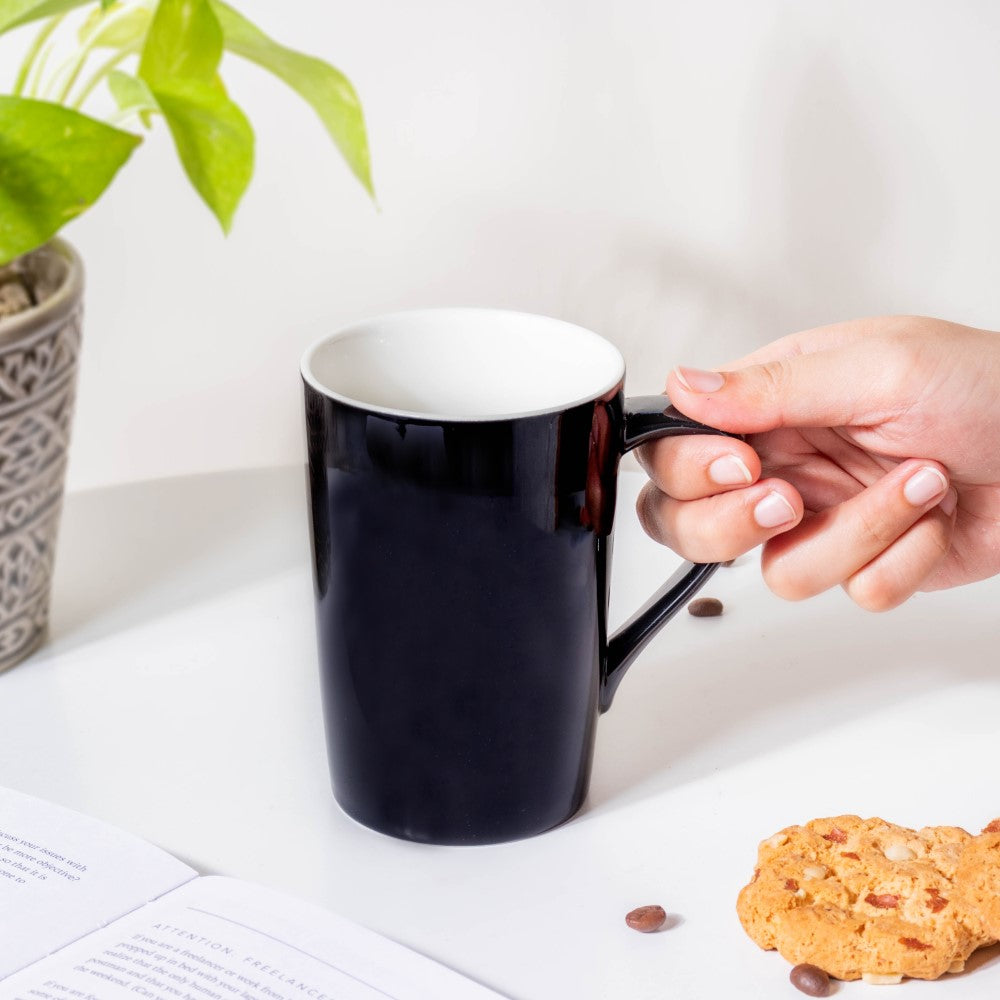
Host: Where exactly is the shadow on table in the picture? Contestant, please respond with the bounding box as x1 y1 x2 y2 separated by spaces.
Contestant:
585 569 1000 815
44 466 309 655
965 943 1000 974
34 467 999 840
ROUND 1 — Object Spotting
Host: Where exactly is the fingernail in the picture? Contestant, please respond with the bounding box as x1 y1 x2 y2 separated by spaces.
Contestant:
940 487 959 517
709 454 753 486
754 491 797 528
903 466 948 507
674 366 725 393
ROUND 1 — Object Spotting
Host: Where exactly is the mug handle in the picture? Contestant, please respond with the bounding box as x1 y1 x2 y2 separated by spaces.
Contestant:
600 394 742 712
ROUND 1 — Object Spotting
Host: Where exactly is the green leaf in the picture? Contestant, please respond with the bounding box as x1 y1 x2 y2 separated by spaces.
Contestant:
151 77 253 233
0 0 90 34
100 0 113 8
0 96 140 264
79 3 150 48
137 0 251 232
107 68 157 126
108 67 157 111
139 0 221 86
207 1 373 198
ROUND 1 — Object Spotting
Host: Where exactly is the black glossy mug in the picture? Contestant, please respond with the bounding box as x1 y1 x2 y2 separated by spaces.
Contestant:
302 309 734 845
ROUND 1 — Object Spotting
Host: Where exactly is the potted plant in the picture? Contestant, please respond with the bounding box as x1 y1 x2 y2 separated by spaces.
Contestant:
0 0 374 670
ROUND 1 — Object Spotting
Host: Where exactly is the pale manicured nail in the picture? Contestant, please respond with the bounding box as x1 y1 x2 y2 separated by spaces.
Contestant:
903 467 948 507
709 454 753 486
674 366 725 393
940 487 959 516
754 491 797 528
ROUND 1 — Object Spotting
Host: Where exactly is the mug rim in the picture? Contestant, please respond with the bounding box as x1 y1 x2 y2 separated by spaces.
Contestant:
300 307 626 423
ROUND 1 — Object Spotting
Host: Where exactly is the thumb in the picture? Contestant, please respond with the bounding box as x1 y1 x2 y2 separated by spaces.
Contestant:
666 342 901 434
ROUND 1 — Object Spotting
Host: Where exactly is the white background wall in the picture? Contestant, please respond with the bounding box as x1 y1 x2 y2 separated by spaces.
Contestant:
5 0 1000 490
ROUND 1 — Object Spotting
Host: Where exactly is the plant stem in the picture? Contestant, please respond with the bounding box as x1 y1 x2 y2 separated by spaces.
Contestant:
71 42 142 109
105 105 141 127
48 2 141 104
27 41 56 98
14 14 65 97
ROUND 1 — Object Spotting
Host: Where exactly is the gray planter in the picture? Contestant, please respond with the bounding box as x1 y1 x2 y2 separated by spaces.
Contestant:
0 240 83 671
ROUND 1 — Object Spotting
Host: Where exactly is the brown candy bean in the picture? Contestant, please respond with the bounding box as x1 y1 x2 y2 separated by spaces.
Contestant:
624 905 667 932
789 963 831 997
687 597 724 617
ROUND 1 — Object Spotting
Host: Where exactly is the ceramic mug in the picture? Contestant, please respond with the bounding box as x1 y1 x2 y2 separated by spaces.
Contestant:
301 309 735 845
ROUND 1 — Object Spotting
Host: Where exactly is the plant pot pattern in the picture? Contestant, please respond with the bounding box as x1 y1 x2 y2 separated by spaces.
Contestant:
0 244 82 671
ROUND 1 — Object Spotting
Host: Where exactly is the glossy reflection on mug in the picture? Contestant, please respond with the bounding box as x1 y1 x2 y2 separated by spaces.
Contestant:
302 309 734 845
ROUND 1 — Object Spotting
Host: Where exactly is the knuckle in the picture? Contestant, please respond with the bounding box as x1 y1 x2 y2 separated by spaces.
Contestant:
854 507 899 550
633 442 654 475
636 488 739 563
763 575 810 602
845 574 904 613
635 484 662 541
878 323 915 350
844 512 953 612
750 357 800 427
685 534 738 565
922 514 953 561
755 357 793 404
760 557 815 602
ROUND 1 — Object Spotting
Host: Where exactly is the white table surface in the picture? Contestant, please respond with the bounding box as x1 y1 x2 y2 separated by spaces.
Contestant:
0 467 997 999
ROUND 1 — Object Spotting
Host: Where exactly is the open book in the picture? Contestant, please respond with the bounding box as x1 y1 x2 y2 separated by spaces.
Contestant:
0 786 506 1000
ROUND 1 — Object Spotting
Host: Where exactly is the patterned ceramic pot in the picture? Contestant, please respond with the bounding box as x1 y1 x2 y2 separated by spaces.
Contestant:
0 240 83 671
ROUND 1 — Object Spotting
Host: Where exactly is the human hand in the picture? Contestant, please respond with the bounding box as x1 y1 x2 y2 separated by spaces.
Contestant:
635 316 1000 610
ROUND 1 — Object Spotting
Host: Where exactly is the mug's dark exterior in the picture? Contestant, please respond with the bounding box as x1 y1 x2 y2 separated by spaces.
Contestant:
306 384 622 845
303 311 733 845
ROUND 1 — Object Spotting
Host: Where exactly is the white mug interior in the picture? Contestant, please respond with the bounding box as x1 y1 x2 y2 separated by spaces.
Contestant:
301 308 626 421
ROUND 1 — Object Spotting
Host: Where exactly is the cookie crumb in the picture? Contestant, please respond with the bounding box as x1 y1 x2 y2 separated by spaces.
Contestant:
861 972 903 985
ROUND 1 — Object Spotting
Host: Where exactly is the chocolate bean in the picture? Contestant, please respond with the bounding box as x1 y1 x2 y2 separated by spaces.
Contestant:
624 905 666 932
789 963 830 997
687 597 723 617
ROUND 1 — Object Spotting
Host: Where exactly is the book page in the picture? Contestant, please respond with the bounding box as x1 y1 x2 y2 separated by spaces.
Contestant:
1 875 508 1000
0 787 196 979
